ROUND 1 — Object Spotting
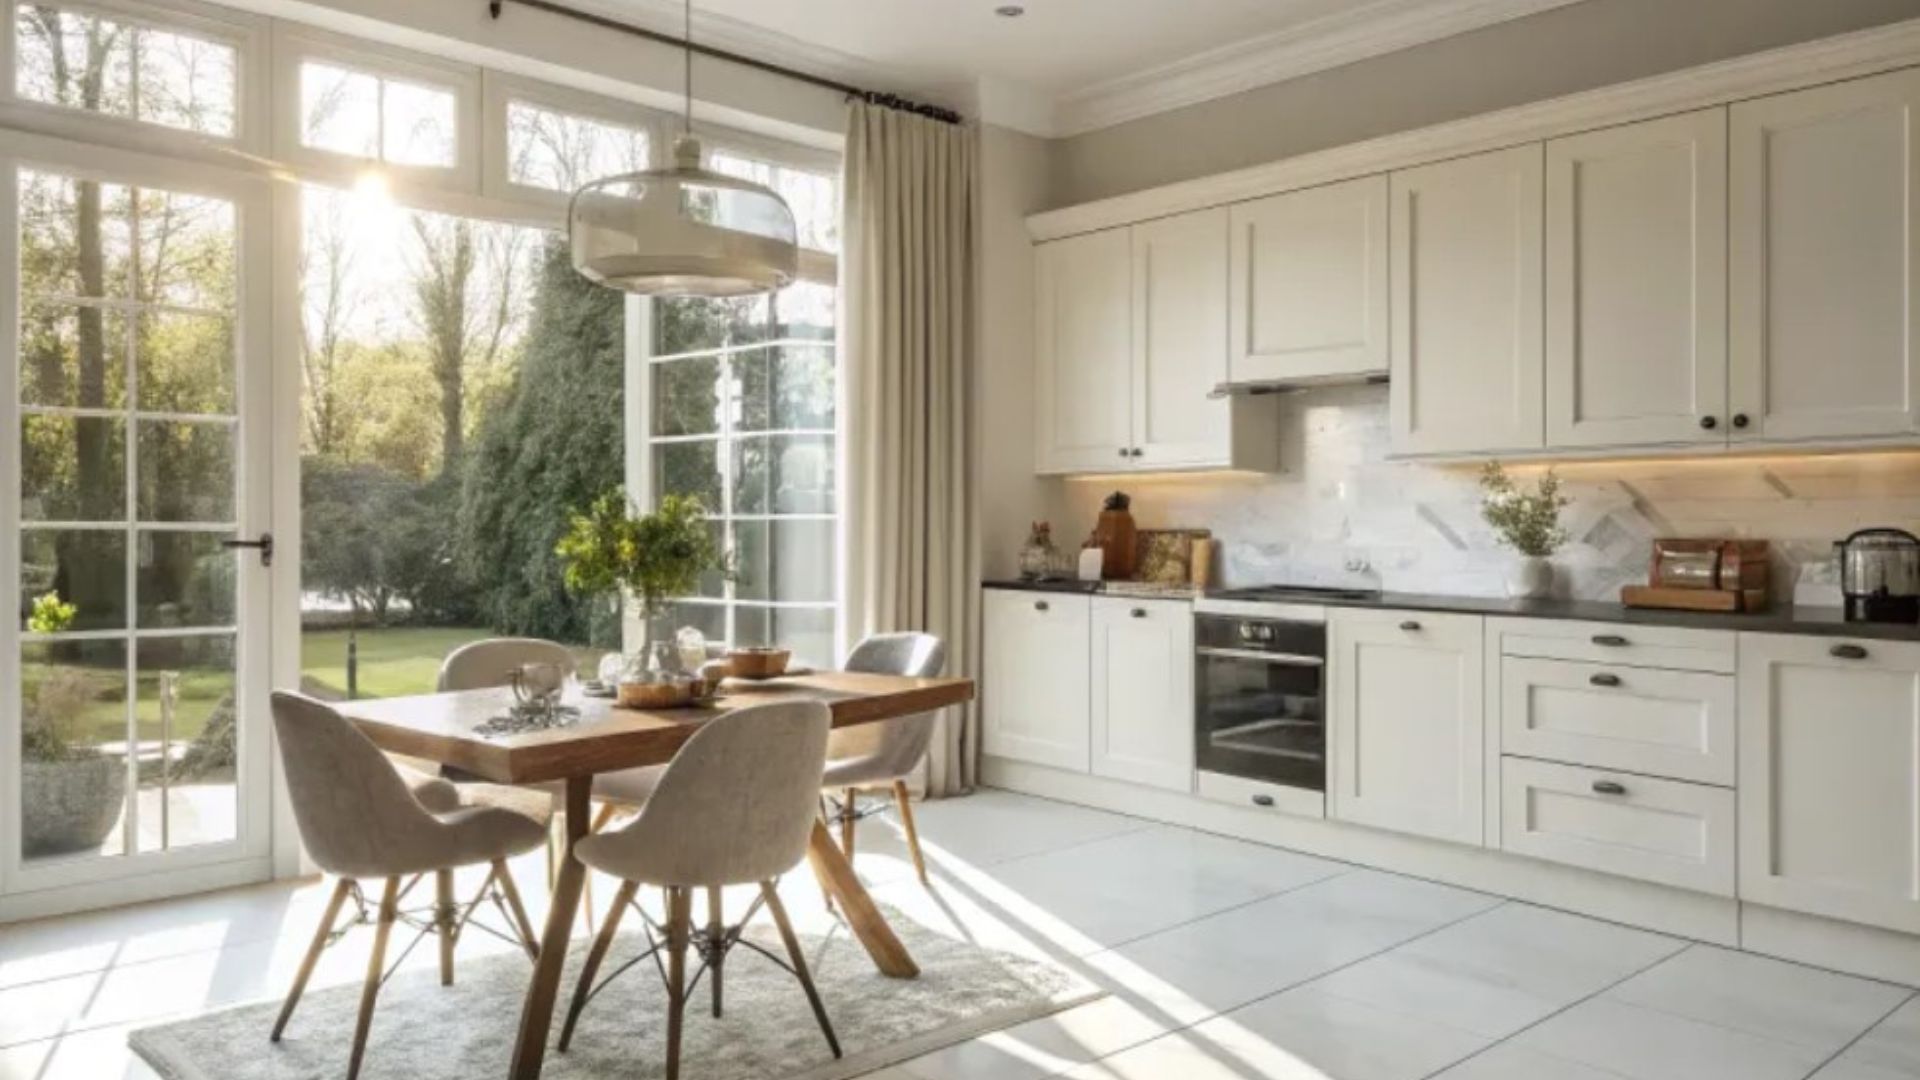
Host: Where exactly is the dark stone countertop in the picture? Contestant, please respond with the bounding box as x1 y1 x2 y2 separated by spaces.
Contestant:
983 580 1920 643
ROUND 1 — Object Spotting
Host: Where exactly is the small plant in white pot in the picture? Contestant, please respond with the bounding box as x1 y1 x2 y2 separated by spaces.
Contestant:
1479 462 1569 599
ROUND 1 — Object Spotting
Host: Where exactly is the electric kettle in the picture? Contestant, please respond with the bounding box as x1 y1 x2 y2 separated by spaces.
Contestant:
1836 528 1920 624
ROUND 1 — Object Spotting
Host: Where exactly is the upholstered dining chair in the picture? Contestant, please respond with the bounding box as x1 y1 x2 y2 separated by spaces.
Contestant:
822 632 948 883
269 692 548 1080
559 700 840 1079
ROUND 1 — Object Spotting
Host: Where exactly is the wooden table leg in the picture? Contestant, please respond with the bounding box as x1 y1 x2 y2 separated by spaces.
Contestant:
508 776 592 1079
805 819 919 978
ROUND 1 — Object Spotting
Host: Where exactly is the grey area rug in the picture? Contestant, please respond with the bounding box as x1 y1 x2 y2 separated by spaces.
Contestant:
130 904 1101 1080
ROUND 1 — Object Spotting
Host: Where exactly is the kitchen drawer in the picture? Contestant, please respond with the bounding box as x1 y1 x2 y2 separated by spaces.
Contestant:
1501 656 1735 785
1488 617 1734 673
1501 757 1736 896
1197 769 1325 819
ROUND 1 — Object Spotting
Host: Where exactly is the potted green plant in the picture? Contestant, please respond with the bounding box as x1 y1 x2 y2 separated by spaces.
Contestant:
1479 462 1570 599
22 662 127 859
555 490 731 675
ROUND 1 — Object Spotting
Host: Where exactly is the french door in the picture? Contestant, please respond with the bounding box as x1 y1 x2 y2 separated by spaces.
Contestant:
0 136 274 914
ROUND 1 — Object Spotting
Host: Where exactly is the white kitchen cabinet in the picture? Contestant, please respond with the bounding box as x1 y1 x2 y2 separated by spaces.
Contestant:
1035 228 1133 472
983 590 1092 772
1738 632 1920 934
1501 757 1736 896
1331 608 1485 846
1132 209 1233 469
1390 145 1545 456
1228 175 1389 385
1730 69 1920 442
1090 597 1194 792
1546 109 1729 448
1500 656 1736 786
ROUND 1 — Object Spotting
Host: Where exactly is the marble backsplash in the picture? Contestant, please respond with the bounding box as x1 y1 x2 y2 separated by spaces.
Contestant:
1054 384 1920 604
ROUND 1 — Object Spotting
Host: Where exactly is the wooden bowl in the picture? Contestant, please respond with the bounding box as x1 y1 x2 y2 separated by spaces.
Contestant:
726 647 791 679
617 679 696 709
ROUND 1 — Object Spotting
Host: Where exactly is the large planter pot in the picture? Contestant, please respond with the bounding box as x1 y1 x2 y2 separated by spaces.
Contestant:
1506 556 1554 599
22 756 126 858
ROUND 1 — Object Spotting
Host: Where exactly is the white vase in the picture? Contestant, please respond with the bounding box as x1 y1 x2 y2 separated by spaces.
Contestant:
1506 556 1553 599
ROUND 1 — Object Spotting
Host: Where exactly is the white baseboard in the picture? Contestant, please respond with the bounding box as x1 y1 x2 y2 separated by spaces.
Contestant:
0 856 272 925
1741 904 1920 987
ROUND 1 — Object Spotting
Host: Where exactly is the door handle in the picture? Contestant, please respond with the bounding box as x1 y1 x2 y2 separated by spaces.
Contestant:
1591 779 1627 796
221 532 273 567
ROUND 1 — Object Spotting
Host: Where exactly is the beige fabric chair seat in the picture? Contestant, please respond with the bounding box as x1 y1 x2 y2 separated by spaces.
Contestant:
592 763 664 808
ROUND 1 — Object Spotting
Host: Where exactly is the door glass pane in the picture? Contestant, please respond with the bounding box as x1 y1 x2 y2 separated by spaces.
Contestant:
22 414 125 521
129 189 235 311
21 530 127 632
651 356 721 437
736 345 833 431
653 439 722 510
732 434 834 515
136 311 235 414
20 303 128 409
732 519 834 603
773 606 834 668
18 170 135 299
135 635 237 853
136 419 234 522
21 640 131 863
138 531 236 628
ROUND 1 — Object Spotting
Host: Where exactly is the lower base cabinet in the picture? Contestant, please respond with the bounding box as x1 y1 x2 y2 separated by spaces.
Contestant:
983 590 1091 772
1739 632 1920 934
1501 757 1736 896
1090 597 1194 792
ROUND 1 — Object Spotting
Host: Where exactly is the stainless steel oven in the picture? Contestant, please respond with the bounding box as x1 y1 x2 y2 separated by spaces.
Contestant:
1193 601 1328 799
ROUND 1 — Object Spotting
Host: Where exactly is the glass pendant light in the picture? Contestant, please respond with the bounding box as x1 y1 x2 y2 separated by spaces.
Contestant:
568 0 799 297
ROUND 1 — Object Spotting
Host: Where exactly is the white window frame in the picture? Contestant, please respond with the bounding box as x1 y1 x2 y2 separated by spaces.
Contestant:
480 70 672 208
0 0 269 156
270 24 482 197
700 123 841 282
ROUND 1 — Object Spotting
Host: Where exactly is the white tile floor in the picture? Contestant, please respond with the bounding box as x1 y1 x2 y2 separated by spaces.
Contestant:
1 788 1915 1080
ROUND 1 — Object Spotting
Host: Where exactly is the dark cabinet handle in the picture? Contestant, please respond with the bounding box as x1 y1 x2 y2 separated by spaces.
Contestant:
1034 600 1050 612
1831 643 1868 660
1117 448 1129 458
1592 780 1627 796
1130 448 1145 458
1131 607 1147 618
1398 620 1421 631
1251 794 1276 808
1732 413 1750 429
1592 634 1629 647
1699 415 1718 430
1589 673 1621 688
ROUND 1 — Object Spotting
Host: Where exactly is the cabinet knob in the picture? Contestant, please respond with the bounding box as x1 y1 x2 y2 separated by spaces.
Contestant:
1130 447 1144 458
1398 620 1421 631
1034 600 1050 612
1117 448 1129 459
1831 643 1869 660
1251 794 1276 808
1699 415 1718 430
1732 413 1750 429
1130 607 1147 618
1589 672 1622 688
1591 633 1629 647
1591 779 1628 796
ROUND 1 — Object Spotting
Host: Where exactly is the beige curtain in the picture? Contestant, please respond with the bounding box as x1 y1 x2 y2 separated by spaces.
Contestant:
840 100 979 797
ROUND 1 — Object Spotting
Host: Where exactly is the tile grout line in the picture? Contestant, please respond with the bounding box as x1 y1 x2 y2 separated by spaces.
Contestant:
1414 940 1697 1080
1794 987 1919 1080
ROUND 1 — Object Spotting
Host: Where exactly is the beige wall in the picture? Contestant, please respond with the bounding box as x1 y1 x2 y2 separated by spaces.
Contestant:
974 123 1066 578
1053 0 1920 205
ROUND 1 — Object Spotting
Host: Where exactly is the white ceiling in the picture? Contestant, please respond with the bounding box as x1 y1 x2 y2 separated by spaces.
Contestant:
598 0 1590 135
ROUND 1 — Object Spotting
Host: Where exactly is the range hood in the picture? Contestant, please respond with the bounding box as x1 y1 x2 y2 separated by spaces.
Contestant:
1210 371 1390 399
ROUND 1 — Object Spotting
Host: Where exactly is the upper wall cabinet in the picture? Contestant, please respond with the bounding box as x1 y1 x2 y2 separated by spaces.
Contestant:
1228 176 1389 385
1036 228 1134 472
1390 145 1546 456
1546 110 1729 448
1034 212 1279 475
1730 69 1920 442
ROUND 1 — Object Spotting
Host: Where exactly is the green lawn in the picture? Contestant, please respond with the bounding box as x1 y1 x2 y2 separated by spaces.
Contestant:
301 626 608 700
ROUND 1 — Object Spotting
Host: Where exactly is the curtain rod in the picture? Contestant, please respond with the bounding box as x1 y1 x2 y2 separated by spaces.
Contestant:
486 0 964 125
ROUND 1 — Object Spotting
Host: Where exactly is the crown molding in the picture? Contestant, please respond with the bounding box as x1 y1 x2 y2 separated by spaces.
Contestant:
1029 15 1920 241
1053 0 1590 137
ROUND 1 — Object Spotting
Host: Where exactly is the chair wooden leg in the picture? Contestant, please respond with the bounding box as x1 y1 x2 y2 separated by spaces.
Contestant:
272 877 354 1041
589 802 619 833
839 787 858 858
347 876 401 1080
706 886 725 1018
558 880 639 1052
892 780 929 885
665 887 693 1080
817 798 836 913
493 859 540 960
435 868 457 986
763 880 841 1059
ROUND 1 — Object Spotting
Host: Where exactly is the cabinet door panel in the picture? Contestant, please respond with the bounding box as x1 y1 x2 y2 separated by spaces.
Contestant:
1133 210 1231 468
1391 146 1546 455
1501 757 1735 896
1738 633 1920 933
1228 175 1388 384
1090 598 1194 792
1036 230 1133 473
1731 69 1920 441
1331 610 1485 846
1547 109 1728 448
983 590 1091 771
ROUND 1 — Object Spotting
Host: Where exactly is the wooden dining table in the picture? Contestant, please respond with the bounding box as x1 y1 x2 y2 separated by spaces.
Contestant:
337 669 976 1080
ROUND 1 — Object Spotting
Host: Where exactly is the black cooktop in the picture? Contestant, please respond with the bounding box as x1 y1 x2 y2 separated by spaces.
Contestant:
1208 584 1384 603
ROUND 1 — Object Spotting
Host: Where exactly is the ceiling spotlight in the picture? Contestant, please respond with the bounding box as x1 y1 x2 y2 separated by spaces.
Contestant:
995 4 1025 16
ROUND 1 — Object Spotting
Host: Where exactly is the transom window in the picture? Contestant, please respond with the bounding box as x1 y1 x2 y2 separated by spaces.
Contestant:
299 60 456 168
504 99 649 193
14 2 237 137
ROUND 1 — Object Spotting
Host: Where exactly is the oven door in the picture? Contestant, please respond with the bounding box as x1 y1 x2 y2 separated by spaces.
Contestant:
1193 618 1325 790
